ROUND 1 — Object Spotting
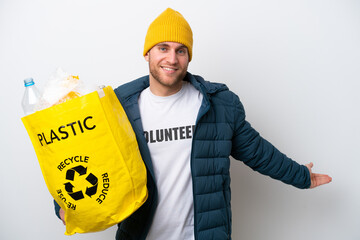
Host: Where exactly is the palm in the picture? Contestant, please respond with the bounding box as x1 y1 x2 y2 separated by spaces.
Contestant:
305 162 332 188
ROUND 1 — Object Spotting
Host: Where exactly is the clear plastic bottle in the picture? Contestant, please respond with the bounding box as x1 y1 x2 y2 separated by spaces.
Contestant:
22 78 41 115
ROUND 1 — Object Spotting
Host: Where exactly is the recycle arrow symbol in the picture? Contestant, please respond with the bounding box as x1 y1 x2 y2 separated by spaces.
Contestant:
64 165 98 201
85 173 98 197
64 182 84 200
64 182 74 192
66 165 87 181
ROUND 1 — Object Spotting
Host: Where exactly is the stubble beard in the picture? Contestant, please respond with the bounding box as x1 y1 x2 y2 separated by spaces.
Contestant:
148 56 188 89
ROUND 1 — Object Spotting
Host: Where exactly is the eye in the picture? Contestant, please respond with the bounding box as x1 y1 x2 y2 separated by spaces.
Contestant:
159 47 167 52
178 48 187 55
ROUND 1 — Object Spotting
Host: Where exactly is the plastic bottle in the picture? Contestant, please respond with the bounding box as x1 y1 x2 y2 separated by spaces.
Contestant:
22 78 41 115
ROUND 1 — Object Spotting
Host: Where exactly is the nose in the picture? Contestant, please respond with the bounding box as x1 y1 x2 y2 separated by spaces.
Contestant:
166 49 178 64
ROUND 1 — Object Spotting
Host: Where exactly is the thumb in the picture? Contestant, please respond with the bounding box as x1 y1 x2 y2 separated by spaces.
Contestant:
305 162 314 171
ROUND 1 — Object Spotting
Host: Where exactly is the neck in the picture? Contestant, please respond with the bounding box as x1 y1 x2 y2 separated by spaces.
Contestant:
148 76 184 97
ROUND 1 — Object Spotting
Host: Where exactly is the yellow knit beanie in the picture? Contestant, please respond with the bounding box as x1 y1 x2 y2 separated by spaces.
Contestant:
143 8 193 61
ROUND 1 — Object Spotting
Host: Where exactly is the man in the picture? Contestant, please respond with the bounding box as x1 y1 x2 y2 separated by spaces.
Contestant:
56 8 331 240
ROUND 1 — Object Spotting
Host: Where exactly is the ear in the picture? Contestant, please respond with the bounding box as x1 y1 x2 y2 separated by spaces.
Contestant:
144 52 150 62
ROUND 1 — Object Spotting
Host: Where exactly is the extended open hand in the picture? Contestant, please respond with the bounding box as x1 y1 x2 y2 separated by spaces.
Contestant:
305 162 332 188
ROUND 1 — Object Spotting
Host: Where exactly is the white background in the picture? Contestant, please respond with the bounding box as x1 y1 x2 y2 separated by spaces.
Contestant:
1 0 359 239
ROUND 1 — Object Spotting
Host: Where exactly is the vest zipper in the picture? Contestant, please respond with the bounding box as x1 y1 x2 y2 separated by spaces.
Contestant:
191 95 210 240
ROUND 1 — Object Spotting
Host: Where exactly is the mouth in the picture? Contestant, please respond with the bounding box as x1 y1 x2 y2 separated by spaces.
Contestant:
161 66 177 73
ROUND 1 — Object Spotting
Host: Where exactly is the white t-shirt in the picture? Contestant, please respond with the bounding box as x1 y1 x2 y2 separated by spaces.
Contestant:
138 81 203 240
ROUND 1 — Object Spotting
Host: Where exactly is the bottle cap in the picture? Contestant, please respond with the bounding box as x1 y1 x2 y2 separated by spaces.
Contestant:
24 78 34 87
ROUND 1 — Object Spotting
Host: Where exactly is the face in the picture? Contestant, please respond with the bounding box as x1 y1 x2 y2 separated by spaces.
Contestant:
145 42 189 96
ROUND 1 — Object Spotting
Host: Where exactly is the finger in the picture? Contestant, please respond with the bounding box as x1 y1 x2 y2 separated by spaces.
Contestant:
306 162 314 169
59 208 66 225
315 174 332 182
311 174 332 188
312 172 330 176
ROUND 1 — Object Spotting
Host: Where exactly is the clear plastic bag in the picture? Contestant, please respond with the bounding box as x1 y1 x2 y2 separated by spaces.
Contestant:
37 68 94 110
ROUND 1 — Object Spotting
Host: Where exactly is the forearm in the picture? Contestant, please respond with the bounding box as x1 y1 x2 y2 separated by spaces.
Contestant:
244 135 311 189
54 199 61 219
231 119 310 189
